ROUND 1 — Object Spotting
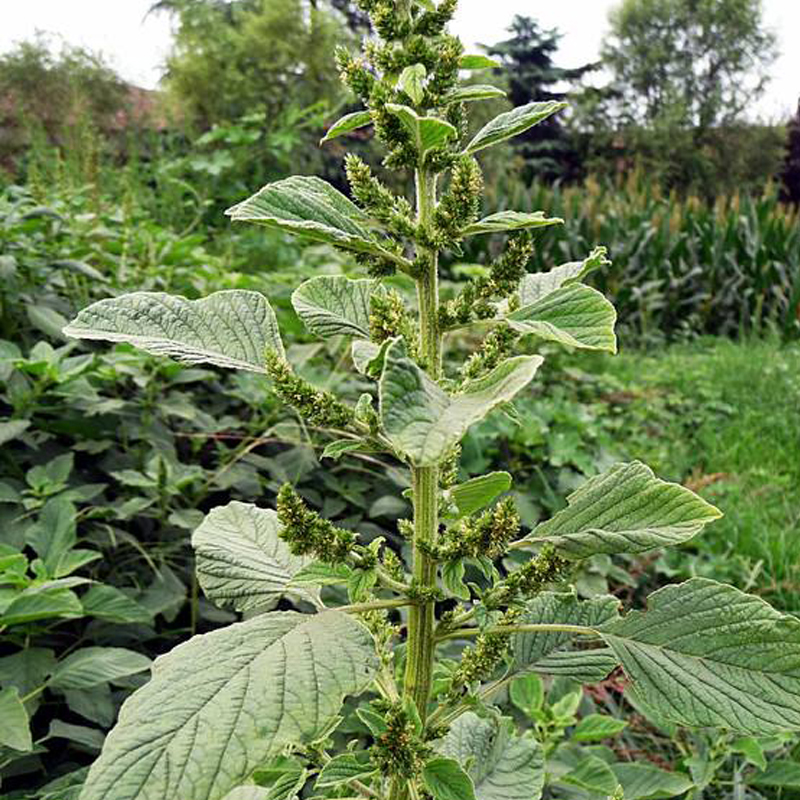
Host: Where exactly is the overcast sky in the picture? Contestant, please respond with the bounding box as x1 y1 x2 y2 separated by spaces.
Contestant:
1 0 798 120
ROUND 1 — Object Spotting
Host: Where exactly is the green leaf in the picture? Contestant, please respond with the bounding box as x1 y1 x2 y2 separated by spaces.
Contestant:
571 714 627 742
0 687 33 751
321 440 363 460
26 498 77 576
449 472 512 518
81 585 152 624
598 578 800 734
352 339 391 377
422 757 476 800
79 610 379 800
50 647 152 690
519 247 610 306
459 55 500 70
227 177 400 264
0 419 29 446
438 713 544 800
512 593 619 682
441 560 470 601
509 673 544 716
385 104 458 156
221 789 270 800
463 211 563 237
292 276 377 339
1 585 83 626
64 290 283 372
749 761 800 788
507 283 617 352
192 501 320 611
380 341 542 466
464 100 567 154
559 756 618 795
320 110 372 144
731 736 767 770
443 85 506 105
316 753 375 788
289 561 353 587
611 764 694 799
398 63 427 105
528 462 723 557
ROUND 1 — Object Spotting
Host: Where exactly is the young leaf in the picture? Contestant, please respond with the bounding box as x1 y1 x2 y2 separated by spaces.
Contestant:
509 673 544 716
0 687 33 751
463 211 563 237
192 501 320 611
441 560 470 601
385 104 458 157
437 713 544 800
571 714 627 742
380 341 542 466
351 339 392 377
49 647 152 690
598 578 800 734
527 461 722 557
64 290 284 372
289 561 352 587
459 55 500 70
320 110 372 144
610 764 695 800
316 753 375 788
398 63 427 105
422 757 476 800
79 611 379 800
442 85 506 105
506 283 618 353
321 440 364 460
292 276 378 339
464 100 568 154
519 247 610 305
558 756 618 795
448 472 512 519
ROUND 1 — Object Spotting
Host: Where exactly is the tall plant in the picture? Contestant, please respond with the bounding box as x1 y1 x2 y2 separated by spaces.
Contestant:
57 3 800 800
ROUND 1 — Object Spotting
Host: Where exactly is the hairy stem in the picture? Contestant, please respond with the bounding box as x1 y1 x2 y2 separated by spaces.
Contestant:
436 623 598 641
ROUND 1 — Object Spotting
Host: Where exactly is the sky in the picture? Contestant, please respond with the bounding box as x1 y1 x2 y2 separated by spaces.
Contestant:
0 0 798 121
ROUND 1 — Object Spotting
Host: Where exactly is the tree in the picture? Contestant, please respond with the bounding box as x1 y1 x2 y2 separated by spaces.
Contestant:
484 16 596 182
780 98 800 205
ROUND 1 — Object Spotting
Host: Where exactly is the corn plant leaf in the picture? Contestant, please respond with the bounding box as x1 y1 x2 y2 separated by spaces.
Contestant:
0 687 33 752
507 283 617 352
292 276 378 340
443 85 506 104
422 757 476 800
379 341 542 466
512 592 620 682
398 64 426 105
49 647 152 691
438 712 544 800
226 177 398 262
527 461 722 557
448 472 512 519
465 100 567 154
519 246 610 306
463 211 563 237
79 610 379 800
320 110 372 144
192 501 320 611
385 104 458 156
64 291 283 372
610 764 695 800
459 55 500 70
598 578 800 734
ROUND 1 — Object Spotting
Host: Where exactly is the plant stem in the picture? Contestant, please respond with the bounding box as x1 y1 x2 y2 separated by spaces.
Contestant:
437 623 597 641
338 598 415 615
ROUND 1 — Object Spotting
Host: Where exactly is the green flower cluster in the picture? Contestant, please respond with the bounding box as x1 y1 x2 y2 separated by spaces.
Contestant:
437 498 520 561
484 545 571 609
459 324 518 382
370 702 430 780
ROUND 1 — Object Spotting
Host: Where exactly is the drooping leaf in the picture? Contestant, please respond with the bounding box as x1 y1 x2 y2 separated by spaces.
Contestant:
443 85 506 105
398 63 427 105
320 110 372 144
558 755 618 795
438 713 544 800
316 753 375 788
380 341 542 466
599 578 800 734
611 764 695 800
192 502 320 611
527 462 722 557
79 611 379 800
64 291 283 372
0 687 33 751
448 472 512 519
422 757 476 800
571 714 627 742
463 211 563 237
512 592 619 682
351 338 392 377
459 55 500 70
50 647 152 690
464 100 567 154
506 283 617 352
519 247 610 306
292 276 378 339
385 104 458 156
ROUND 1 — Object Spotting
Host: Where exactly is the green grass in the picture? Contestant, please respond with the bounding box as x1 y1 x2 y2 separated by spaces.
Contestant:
601 337 800 611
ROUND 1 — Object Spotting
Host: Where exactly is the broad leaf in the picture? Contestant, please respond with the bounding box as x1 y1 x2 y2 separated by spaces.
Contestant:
465 100 567 154
398 64 426 105
192 501 320 611
351 338 391 377
599 578 800 734
611 764 694 799
438 713 544 800
50 647 152 690
316 753 375 788
1 585 83 626
81 585 152 624
0 687 33 751
507 283 617 352
512 592 619 682
289 561 352 587
749 761 800 789
571 714 627 742
320 110 372 144
0 419 29 446
528 461 722 557
519 247 610 306
380 341 542 466
226 177 398 263
79 610 379 800
459 55 500 70
463 211 563 237
443 85 506 105
292 276 378 339
64 291 283 372
448 472 512 519
558 755 618 795
385 104 458 156
422 757 476 800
